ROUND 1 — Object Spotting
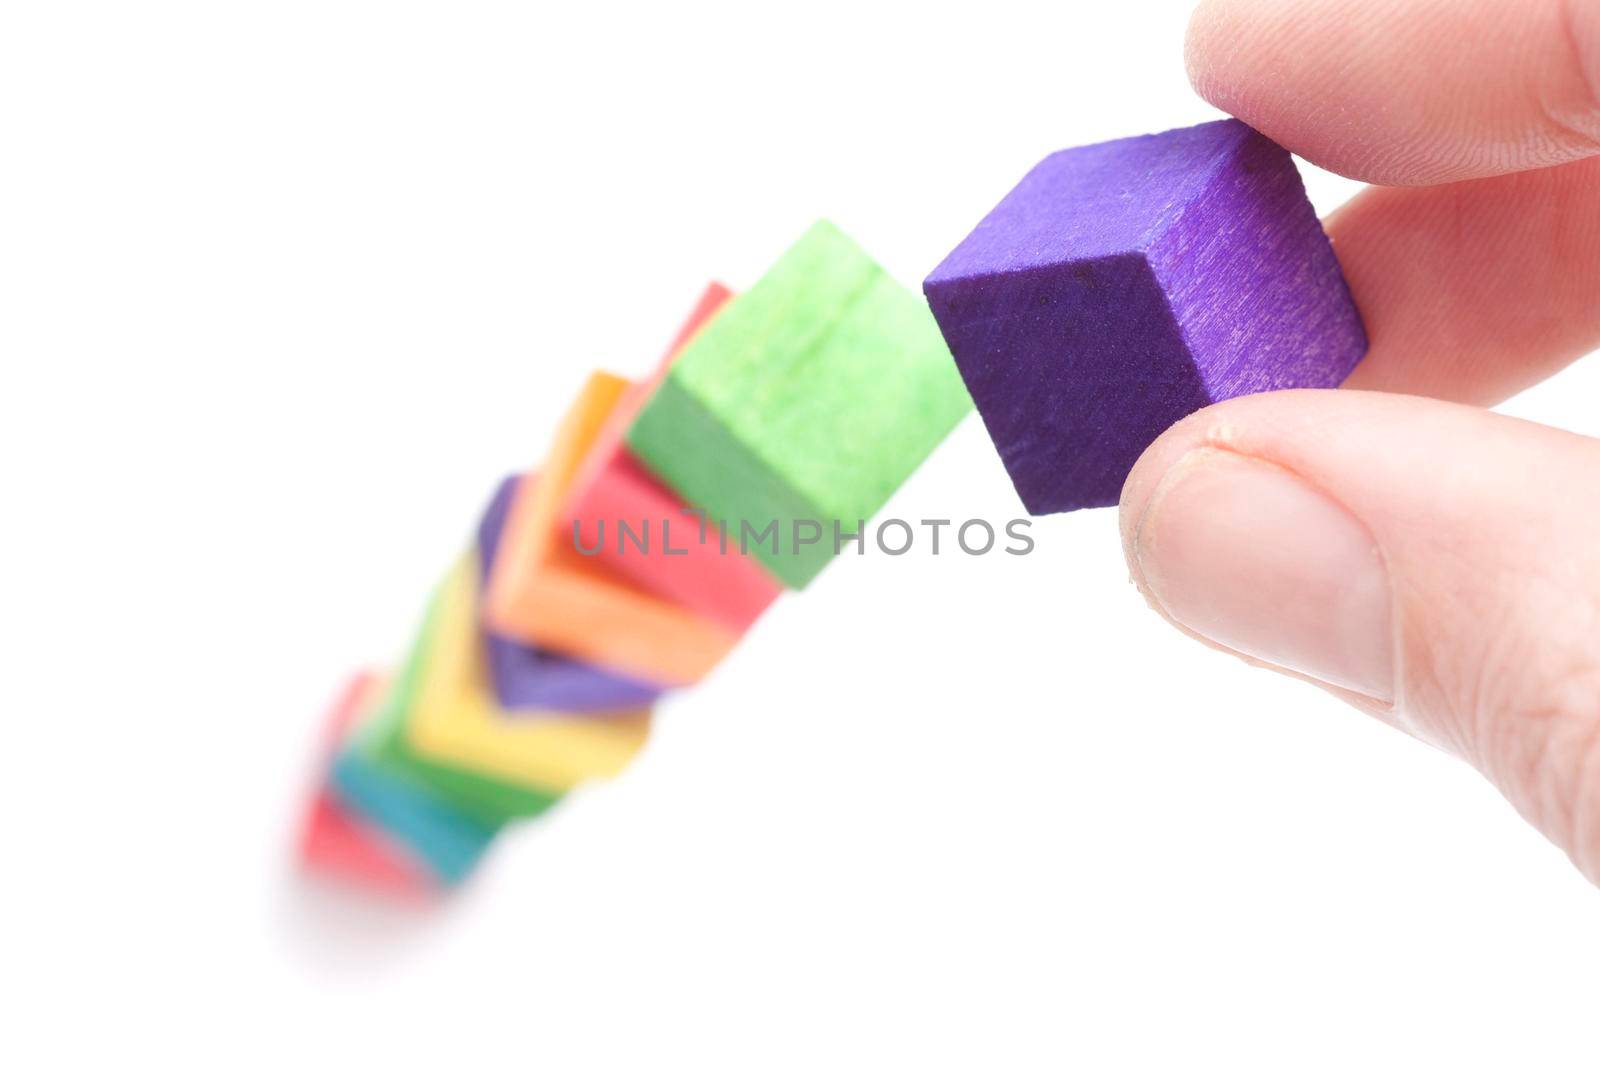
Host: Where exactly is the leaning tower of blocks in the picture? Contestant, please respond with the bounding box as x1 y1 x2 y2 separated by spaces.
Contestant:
298 221 974 895
298 119 1366 897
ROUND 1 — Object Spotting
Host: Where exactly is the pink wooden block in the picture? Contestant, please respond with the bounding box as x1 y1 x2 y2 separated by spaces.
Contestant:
296 672 436 900
300 789 435 899
564 283 782 632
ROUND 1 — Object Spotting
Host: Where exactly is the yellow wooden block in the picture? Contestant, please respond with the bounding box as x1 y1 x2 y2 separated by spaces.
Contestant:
484 371 741 686
406 554 653 793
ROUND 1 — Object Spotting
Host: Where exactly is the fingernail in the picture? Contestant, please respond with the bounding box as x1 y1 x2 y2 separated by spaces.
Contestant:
1132 447 1395 701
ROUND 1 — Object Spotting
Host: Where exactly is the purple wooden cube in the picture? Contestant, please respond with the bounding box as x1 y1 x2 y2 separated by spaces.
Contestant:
923 119 1367 514
476 475 662 713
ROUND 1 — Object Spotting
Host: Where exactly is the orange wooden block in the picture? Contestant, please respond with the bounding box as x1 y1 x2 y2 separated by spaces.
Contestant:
484 373 741 686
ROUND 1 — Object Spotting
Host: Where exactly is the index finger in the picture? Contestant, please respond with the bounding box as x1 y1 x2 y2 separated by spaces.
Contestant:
1186 0 1600 185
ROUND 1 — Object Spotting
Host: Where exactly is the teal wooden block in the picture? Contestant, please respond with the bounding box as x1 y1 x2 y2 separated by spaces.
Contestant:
626 221 971 588
330 743 500 886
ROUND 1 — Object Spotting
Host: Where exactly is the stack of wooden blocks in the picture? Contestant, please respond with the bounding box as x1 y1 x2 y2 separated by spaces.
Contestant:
295 118 1368 899
296 221 973 897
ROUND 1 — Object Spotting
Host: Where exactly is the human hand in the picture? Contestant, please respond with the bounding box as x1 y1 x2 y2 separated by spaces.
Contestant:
1123 0 1600 882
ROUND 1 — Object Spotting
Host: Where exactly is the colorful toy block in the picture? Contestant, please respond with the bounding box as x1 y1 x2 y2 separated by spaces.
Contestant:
922 119 1368 515
484 372 742 685
626 220 971 589
297 673 434 898
476 474 662 712
368 554 653 823
322 674 502 886
564 282 783 632
357 597 561 824
301 790 431 897
331 743 501 886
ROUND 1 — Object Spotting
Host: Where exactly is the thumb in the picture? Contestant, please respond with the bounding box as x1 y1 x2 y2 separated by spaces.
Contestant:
1120 388 1600 885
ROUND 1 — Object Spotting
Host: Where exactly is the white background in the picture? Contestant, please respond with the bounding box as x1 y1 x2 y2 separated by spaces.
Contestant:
5 1 1598 1060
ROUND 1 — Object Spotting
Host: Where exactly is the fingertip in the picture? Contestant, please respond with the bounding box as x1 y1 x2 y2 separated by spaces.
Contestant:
1326 159 1600 404
1117 401 1241 584
1182 0 1249 119
1181 0 1221 102
1176 0 1600 185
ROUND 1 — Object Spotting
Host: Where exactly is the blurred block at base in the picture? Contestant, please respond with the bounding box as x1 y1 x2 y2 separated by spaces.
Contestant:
301 791 430 898
366 555 653 822
626 221 971 589
323 677 502 887
484 372 742 685
297 672 436 898
564 282 782 633
330 745 500 887
476 473 662 712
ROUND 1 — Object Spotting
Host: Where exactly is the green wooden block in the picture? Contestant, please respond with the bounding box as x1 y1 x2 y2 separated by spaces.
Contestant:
626 220 971 588
358 587 561 824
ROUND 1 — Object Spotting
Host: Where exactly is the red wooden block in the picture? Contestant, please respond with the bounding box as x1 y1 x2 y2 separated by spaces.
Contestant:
564 283 782 632
296 672 435 899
